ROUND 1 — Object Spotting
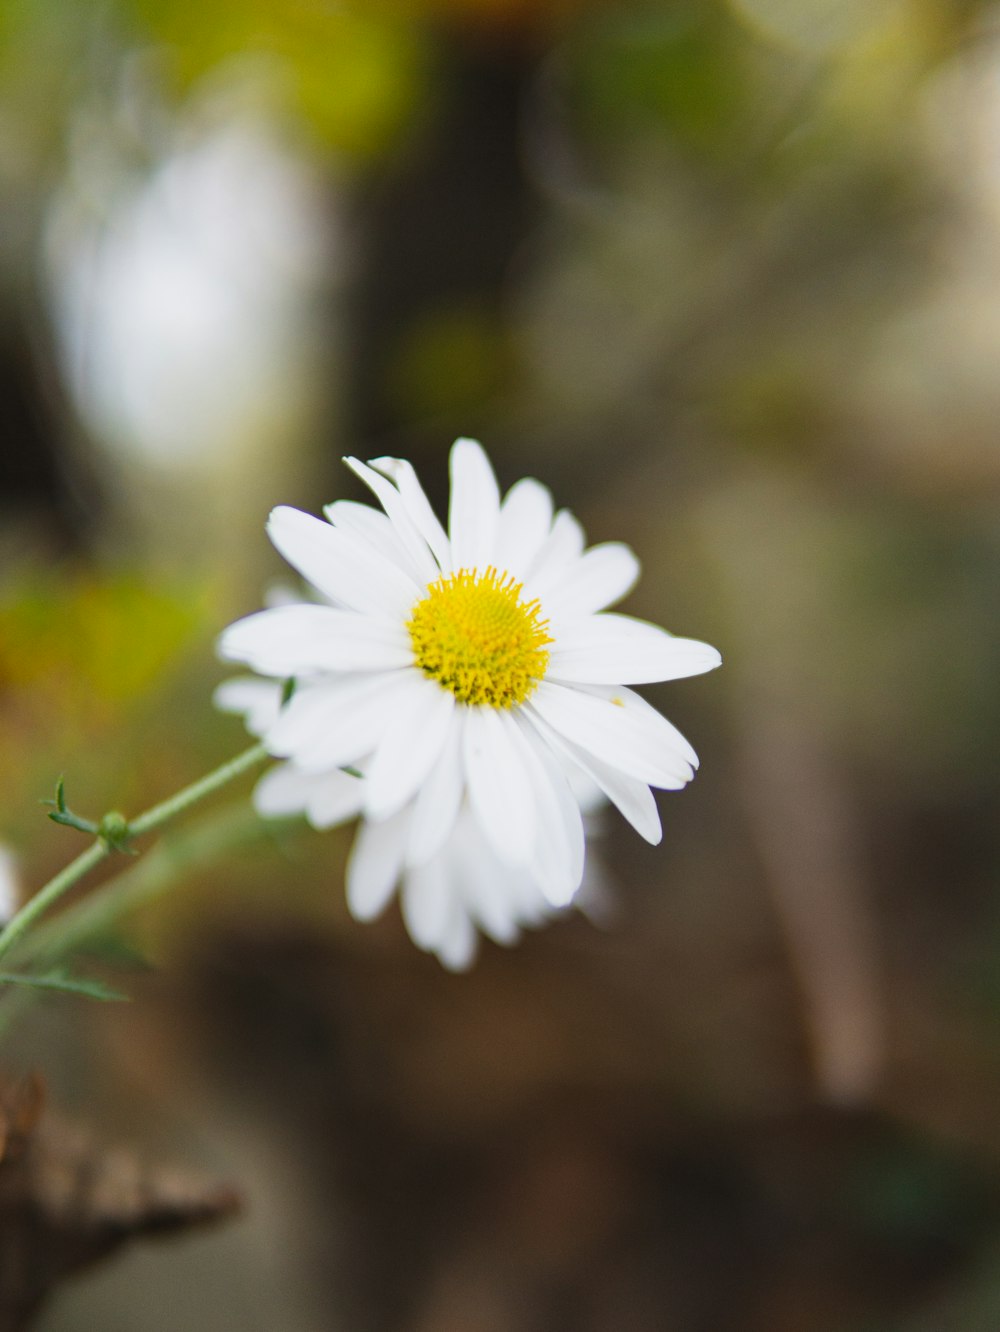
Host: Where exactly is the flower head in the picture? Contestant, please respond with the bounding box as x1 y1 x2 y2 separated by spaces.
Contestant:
218 438 720 967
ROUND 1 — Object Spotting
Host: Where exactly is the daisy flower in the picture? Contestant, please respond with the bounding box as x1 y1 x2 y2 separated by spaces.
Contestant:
215 674 607 968
217 438 720 966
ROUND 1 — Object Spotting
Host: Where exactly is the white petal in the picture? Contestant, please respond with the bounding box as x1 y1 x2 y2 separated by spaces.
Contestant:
219 605 413 677
528 681 696 790
508 715 585 906
404 852 478 968
543 543 639 618
448 808 540 941
437 899 478 971
265 671 417 773
563 761 606 815
263 581 309 609
456 849 522 944
548 615 722 685
343 457 440 583
213 677 284 735
579 755 660 843
400 858 453 951
448 438 500 571
267 506 419 618
363 679 455 820
323 500 413 571
523 509 586 597
534 747 586 905
504 870 552 928
463 707 536 867
305 769 366 828
524 710 662 845
255 762 365 830
495 477 554 579
346 808 409 921
405 713 466 866
584 683 700 768
252 762 317 817
368 456 450 569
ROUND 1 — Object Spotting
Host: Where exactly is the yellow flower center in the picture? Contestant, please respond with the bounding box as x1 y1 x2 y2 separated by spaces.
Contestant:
407 567 552 708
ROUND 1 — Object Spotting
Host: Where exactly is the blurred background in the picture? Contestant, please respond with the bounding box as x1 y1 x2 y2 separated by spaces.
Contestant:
1 0 999 1327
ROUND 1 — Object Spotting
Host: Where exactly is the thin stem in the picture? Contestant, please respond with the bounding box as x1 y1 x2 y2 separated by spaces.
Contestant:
128 742 269 838
22 802 285 966
0 742 271 964
0 841 109 963
0 801 299 1039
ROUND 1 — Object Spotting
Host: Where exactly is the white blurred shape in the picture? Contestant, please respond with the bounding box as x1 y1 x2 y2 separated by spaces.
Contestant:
0 844 22 926
851 22 1000 486
924 20 1000 222
46 94 327 470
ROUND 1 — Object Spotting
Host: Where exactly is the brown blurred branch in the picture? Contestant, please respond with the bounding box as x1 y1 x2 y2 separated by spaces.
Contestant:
0 1074 241 1332
739 704 884 1103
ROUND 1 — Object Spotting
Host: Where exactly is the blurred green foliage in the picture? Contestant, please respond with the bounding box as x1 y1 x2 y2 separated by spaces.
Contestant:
130 0 429 156
0 573 205 709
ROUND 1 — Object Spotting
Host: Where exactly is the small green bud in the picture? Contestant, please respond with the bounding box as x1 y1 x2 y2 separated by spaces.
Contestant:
98 811 131 850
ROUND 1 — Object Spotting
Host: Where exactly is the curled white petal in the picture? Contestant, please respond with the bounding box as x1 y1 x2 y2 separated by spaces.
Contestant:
344 456 440 584
368 455 451 569
267 505 419 617
322 500 414 571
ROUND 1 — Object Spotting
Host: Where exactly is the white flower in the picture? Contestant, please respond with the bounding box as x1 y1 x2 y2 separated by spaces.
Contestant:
216 675 606 968
217 438 721 967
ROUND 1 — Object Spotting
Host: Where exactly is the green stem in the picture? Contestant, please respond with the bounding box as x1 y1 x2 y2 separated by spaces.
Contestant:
0 801 299 1039
0 742 270 964
21 802 285 966
0 841 110 964
127 742 269 838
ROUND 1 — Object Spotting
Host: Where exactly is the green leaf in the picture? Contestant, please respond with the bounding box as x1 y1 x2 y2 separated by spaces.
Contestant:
41 776 100 835
0 970 129 1002
76 935 154 972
